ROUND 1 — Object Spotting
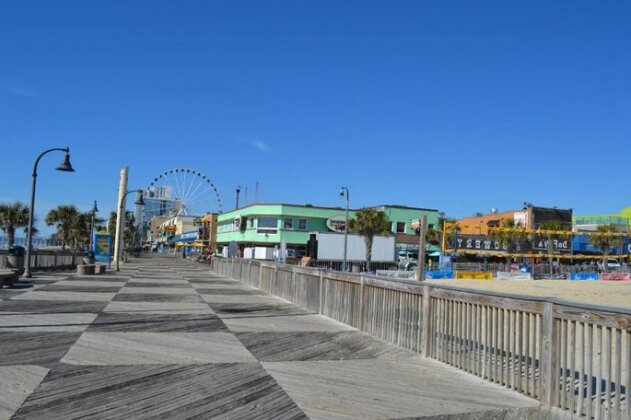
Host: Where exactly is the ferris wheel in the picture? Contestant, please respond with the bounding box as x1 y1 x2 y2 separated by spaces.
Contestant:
141 168 223 224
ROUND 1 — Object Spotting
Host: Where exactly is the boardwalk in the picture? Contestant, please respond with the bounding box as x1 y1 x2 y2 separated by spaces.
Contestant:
0 255 541 419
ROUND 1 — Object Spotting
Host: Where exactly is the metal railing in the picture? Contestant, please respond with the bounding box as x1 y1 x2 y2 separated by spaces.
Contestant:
453 262 630 275
297 260 397 272
0 250 83 272
212 257 631 419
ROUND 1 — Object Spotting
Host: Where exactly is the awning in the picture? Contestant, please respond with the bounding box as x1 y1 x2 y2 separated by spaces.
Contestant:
169 235 196 245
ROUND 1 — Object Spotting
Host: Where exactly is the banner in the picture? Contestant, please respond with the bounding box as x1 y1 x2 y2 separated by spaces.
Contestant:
530 234 572 253
426 270 454 279
93 233 113 265
453 234 571 254
601 272 631 281
496 272 532 281
455 271 493 280
569 272 598 281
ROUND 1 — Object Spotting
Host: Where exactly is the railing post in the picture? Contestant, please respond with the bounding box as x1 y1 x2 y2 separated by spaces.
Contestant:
291 268 297 303
359 276 365 331
273 266 278 294
540 301 557 407
421 285 432 357
319 270 324 315
257 262 263 289
53 252 58 271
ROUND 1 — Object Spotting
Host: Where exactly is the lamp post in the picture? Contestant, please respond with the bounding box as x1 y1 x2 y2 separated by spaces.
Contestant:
115 189 144 271
339 186 349 272
89 200 99 253
24 148 75 278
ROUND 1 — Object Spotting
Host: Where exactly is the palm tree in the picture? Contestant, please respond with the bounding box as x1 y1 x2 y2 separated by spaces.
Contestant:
538 221 569 273
426 216 457 248
107 211 117 234
490 219 527 264
71 212 93 249
23 221 39 244
0 201 30 248
46 205 82 250
123 212 138 248
348 208 390 269
589 224 622 271
108 210 138 249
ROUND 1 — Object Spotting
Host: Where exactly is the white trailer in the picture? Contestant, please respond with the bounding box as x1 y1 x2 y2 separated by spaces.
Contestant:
314 232 396 262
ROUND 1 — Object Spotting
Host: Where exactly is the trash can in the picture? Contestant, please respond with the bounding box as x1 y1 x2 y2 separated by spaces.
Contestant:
83 251 95 265
7 246 25 275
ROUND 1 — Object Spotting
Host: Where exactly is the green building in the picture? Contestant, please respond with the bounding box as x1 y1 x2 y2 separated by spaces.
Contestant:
573 206 631 232
216 203 439 257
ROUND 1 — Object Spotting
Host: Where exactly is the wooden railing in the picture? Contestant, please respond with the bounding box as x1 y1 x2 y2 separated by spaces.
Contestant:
213 258 631 419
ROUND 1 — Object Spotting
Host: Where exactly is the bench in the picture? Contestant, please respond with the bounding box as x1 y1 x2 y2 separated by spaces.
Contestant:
77 264 96 275
77 264 106 275
0 269 19 288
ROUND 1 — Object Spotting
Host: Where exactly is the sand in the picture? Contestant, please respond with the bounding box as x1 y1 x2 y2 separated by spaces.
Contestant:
426 279 631 310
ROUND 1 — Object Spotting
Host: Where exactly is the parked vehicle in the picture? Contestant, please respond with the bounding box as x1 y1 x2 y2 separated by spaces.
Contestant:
597 259 621 271
397 250 418 271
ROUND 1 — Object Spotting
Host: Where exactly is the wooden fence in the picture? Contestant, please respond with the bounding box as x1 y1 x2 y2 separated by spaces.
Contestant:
213 258 631 419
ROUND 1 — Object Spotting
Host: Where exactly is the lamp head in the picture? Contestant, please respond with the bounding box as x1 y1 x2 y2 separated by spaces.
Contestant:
134 190 145 206
56 152 75 172
92 200 99 213
339 187 345 198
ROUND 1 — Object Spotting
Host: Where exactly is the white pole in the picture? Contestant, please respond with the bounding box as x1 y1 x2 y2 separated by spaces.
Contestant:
114 167 128 271
416 215 428 281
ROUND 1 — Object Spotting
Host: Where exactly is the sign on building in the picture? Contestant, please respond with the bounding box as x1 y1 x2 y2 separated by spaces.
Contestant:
326 216 347 233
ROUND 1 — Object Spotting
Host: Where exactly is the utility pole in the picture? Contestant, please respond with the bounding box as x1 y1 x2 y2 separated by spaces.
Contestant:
416 215 427 281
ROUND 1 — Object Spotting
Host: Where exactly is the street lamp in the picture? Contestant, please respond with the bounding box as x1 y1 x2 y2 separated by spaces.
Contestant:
115 189 144 271
88 200 99 254
339 186 349 272
24 148 74 278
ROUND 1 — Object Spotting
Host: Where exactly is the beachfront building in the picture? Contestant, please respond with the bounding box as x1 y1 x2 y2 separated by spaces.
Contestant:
573 207 631 233
151 215 198 250
215 203 440 258
572 208 631 257
451 205 574 258
457 204 573 236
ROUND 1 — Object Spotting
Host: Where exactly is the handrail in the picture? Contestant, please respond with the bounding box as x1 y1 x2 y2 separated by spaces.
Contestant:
211 257 631 419
221 257 631 314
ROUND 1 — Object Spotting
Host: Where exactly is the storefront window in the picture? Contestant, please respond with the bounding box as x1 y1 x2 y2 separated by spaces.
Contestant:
284 218 293 229
298 219 307 230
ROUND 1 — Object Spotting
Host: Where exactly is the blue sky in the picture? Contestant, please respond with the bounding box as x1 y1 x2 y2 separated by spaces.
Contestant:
1 1 630 236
